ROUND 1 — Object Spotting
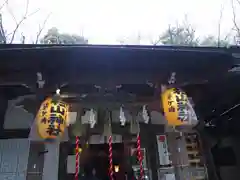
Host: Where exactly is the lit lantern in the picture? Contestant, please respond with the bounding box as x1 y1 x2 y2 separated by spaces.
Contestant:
36 97 69 139
114 165 120 172
77 148 82 153
161 88 198 127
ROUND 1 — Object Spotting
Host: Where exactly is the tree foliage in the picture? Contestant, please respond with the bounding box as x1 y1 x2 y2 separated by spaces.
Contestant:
0 14 6 43
200 35 230 47
40 27 88 44
152 18 231 47
231 0 240 45
0 0 50 44
158 23 199 46
0 0 238 46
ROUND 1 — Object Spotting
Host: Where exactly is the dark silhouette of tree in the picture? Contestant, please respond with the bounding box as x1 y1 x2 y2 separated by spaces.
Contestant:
200 35 229 47
0 0 51 44
40 27 88 44
231 0 240 45
0 14 6 43
156 17 199 46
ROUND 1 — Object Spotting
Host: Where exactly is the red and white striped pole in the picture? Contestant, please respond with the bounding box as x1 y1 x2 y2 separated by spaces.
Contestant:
108 135 114 180
137 134 144 180
75 136 80 180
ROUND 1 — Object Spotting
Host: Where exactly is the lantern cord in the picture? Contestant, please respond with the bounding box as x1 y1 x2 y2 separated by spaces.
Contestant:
108 135 114 180
75 136 80 180
137 134 144 180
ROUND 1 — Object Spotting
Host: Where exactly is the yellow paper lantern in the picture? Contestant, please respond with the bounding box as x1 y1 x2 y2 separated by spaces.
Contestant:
36 98 69 139
161 88 198 127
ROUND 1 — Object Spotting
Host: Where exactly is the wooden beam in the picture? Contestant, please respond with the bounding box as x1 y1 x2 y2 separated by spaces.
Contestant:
0 70 222 92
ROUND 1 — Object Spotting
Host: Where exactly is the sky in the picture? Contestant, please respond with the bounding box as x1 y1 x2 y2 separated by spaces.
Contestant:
0 0 240 44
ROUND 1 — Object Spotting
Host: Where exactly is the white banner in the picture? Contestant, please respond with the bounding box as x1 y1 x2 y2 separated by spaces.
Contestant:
156 135 171 166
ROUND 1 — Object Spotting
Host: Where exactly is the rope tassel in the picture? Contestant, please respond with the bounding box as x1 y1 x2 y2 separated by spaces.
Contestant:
137 134 144 180
75 136 80 180
108 135 114 180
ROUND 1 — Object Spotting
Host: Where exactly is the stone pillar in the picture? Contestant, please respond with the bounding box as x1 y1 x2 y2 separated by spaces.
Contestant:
42 142 60 180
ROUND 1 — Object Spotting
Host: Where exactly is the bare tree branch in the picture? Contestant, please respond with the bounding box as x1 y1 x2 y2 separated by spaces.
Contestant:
27 8 40 17
151 24 174 45
0 0 9 43
237 0 240 5
21 32 25 44
231 0 240 38
151 36 161 45
224 33 230 41
136 32 141 45
168 24 173 44
35 13 51 44
8 0 40 43
6 3 17 25
217 5 224 47
0 0 8 11
0 14 6 43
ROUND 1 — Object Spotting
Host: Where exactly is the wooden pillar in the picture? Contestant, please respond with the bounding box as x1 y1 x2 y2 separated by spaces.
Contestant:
58 142 71 180
143 124 159 180
0 89 8 137
197 128 219 180
122 133 132 173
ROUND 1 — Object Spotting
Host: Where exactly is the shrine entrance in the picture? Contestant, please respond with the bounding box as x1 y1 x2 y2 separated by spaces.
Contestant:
88 143 125 180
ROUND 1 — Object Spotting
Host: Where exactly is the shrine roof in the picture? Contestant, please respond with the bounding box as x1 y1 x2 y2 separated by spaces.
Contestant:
0 44 237 89
0 44 239 136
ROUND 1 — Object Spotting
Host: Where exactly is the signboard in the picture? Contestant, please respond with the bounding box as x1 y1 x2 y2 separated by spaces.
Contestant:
156 135 171 166
161 174 176 180
133 168 151 180
158 167 176 180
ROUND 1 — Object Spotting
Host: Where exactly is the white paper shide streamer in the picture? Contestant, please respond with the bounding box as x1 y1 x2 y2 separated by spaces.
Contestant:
119 107 126 126
89 109 96 128
142 105 149 124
